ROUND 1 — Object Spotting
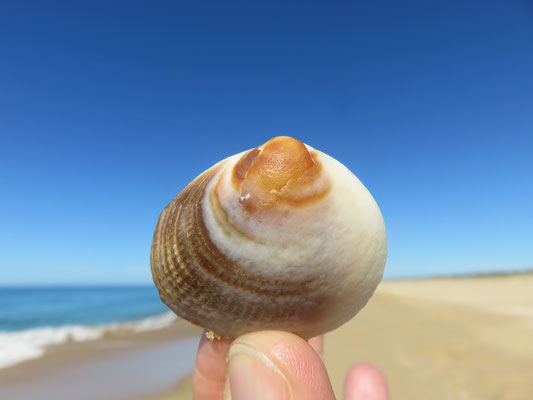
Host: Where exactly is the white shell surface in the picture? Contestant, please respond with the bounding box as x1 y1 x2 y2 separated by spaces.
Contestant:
200 145 387 337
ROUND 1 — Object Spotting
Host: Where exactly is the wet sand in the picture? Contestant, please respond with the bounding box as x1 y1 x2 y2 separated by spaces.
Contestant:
0 320 202 400
2 274 532 399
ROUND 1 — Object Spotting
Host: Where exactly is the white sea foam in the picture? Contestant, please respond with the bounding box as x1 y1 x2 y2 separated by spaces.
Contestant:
0 312 177 369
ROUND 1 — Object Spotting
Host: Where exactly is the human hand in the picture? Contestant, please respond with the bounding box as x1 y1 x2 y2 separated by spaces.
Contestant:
193 330 389 400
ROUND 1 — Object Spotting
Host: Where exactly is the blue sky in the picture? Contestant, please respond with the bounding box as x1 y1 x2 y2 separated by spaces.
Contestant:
1 1 532 284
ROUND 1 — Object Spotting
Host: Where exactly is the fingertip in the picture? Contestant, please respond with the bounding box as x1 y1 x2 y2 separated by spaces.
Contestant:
344 363 389 400
227 341 292 400
308 335 324 357
227 331 335 400
193 331 232 400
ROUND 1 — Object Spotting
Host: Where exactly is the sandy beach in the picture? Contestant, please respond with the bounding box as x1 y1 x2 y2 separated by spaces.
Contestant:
0 319 203 400
2 273 532 399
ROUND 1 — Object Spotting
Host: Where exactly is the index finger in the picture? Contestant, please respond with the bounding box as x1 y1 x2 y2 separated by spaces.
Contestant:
192 331 232 400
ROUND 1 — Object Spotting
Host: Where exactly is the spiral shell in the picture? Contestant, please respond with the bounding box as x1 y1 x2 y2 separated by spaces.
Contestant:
150 136 387 339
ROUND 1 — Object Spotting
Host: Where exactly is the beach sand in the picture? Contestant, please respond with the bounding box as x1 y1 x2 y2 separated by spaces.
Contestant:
2 273 532 399
0 319 203 400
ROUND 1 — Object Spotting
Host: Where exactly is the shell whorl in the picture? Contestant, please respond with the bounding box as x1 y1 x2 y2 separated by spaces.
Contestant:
151 136 387 339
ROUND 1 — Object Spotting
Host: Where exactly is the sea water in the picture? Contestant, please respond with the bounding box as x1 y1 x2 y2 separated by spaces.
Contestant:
0 286 176 369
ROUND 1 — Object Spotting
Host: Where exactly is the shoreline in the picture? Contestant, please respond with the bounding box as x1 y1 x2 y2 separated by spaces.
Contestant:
1 273 532 399
0 311 179 370
0 319 203 400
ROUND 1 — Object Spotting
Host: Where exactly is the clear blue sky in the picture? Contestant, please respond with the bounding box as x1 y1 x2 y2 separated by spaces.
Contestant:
1 1 532 284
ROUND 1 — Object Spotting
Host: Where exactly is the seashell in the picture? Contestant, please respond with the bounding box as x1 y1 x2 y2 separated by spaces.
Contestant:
150 136 387 339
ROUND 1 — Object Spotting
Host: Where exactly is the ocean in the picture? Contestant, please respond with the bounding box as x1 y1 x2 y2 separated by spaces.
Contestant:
0 285 176 369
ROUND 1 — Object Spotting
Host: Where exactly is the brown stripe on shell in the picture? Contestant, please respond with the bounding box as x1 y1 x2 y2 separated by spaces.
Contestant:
209 183 263 244
152 171 215 324
232 147 262 190
150 162 331 338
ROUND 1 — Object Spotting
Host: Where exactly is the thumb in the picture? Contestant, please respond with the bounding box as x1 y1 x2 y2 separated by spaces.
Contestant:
225 330 336 400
